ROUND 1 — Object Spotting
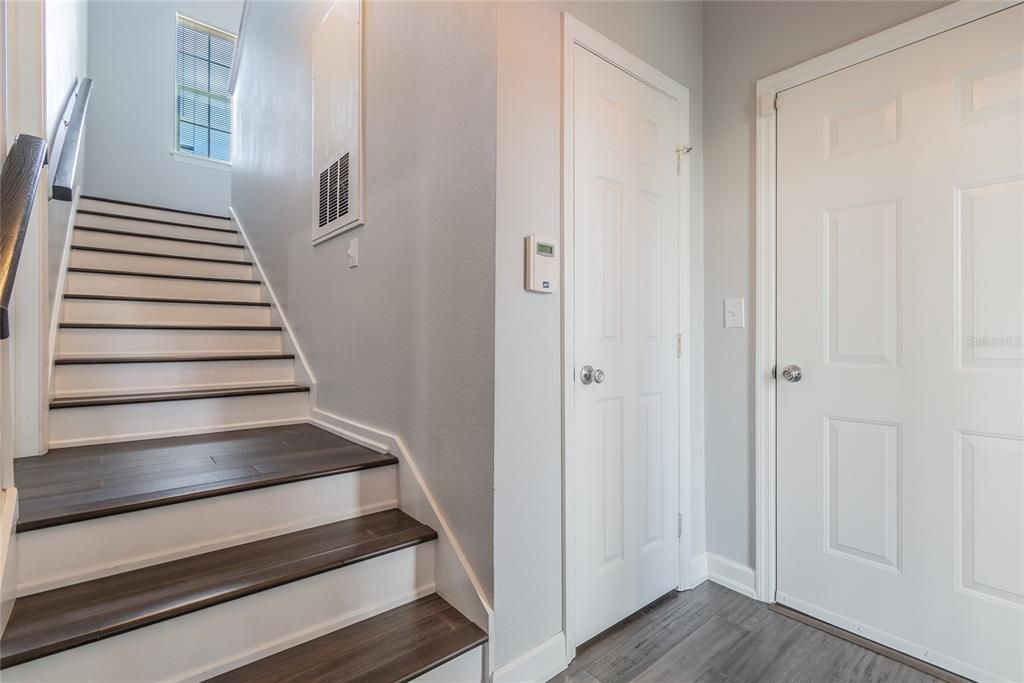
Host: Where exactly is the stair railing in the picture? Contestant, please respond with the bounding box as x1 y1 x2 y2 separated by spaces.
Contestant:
51 77 92 202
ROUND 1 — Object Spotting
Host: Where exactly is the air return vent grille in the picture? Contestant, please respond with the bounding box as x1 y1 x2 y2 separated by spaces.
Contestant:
318 153 350 228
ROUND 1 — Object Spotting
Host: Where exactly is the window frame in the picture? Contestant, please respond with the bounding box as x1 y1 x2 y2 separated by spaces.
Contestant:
173 14 237 166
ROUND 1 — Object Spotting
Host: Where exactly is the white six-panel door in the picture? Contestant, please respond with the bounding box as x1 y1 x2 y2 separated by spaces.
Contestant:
572 44 682 645
776 7 1024 681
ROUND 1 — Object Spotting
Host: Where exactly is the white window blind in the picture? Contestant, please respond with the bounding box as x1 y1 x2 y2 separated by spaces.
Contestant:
176 15 235 162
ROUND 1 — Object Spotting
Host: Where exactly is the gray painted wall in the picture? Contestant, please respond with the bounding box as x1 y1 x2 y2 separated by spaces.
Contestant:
83 1 241 215
702 0 948 570
232 1 497 598
493 1 703 668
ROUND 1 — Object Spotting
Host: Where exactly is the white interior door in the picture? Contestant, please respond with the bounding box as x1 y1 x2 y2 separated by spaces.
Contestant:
572 44 681 645
777 7 1024 681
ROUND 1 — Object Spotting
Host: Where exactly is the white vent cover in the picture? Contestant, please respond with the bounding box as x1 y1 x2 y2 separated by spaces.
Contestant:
311 1 363 244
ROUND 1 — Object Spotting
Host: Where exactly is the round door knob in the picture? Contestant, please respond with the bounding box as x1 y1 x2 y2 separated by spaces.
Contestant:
780 364 803 383
593 368 606 384
580 365 595 385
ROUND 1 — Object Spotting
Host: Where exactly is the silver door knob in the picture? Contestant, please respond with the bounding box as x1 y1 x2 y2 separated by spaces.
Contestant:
580 365 606 385
780 364 803 382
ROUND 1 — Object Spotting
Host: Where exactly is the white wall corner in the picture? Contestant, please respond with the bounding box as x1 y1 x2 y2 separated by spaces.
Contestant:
707 553 757 600
309 408 492 635
46 187 82 396
491 631 567 683
688 552 709 589
0 488 19 635
229 206 318 404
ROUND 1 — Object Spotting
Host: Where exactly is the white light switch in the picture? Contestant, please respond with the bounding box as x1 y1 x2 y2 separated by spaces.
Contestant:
348 238 359 268
724 298 745 328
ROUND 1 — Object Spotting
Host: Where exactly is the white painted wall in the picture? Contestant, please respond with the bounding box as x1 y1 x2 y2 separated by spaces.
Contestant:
44 0 89 310
232 0 496 599
701 1 948 571
493 1 703 670
82 0 242 215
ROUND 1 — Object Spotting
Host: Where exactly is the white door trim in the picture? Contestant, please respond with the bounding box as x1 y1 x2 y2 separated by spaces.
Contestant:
753 0 1023 603
561 13 695 664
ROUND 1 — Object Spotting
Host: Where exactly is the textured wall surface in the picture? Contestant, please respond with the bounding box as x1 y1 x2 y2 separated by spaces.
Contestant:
702 0 948 570
232 0 497 598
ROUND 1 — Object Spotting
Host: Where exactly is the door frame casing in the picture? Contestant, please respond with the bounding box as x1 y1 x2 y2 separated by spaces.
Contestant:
753 0 1022 603
561 13 696 663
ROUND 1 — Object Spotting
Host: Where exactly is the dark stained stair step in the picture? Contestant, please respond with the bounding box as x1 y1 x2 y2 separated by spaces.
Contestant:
68 266 260 284
62 294 270 307
71 245 253 265
15 424 396 531
0 510 435 668
55 353 292 365
78 208 236 233
50 384 309 409
75 225 245 249
80 195 232 222
59 323 282 331
205 594 487 683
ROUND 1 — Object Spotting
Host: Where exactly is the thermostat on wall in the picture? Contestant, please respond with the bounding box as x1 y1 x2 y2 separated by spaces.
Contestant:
525 235 559 293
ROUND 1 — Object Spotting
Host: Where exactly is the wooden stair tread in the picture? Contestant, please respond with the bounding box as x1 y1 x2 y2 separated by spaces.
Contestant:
75 225 245 249
50 384 309 409
77 210 236 233
205 594 486 683
80 194 232 222
15 425 396 531
0 510 435 669
59 323 282 330
62 294 270 306
71 245 253 265
67 266 260 284
55 353 293 365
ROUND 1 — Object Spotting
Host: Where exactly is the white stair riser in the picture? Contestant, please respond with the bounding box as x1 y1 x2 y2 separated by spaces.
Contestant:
54 358 294 396
17 465 397 594
78 199 235 233
75 229 247 262
411 646 485 683
57 328 282 356
3 543 435 683
67 271 262 300
62 298 271 325
49 391 308 447
70 249 253 279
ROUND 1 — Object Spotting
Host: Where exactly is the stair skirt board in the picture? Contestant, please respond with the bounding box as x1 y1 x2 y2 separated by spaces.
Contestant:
78 198 234 231
74 229 246 261
17 466 398 595
411 645 485 683
57 327 282 355
70 249 254 279
66 270 262 300
62 298 270 326
48 392 310 447
53 357 295 396
1 544 436 683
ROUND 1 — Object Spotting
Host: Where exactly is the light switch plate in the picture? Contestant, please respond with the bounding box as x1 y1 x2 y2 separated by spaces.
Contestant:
348 238 359 268
724 298 745 328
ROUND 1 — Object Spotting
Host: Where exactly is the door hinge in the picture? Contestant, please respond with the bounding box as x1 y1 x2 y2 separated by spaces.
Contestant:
676 333 683 358
677 513 683 538
676 146 693 175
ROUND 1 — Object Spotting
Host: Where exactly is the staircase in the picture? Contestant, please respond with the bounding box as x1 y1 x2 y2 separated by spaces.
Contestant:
1 198 485 682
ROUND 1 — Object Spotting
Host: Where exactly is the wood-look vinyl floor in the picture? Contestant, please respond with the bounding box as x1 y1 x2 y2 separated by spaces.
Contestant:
550 582 945 683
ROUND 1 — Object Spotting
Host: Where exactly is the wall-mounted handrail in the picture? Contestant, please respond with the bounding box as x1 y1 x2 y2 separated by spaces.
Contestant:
0 135 48 340
51 77 92 202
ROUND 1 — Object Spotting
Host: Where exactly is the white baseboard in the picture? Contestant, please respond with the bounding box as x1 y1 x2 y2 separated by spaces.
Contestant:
688 552 709 589
229 206 317 396
707 553 756 599
310 408 492 634
776 591 1005 683
492 631 567 683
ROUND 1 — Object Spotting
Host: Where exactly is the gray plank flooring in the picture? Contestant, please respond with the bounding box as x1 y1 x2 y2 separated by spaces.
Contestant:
549 582 943 683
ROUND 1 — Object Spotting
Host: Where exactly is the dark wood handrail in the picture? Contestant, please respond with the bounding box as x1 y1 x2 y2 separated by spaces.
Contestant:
0 135 48 340
52 77 92 201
